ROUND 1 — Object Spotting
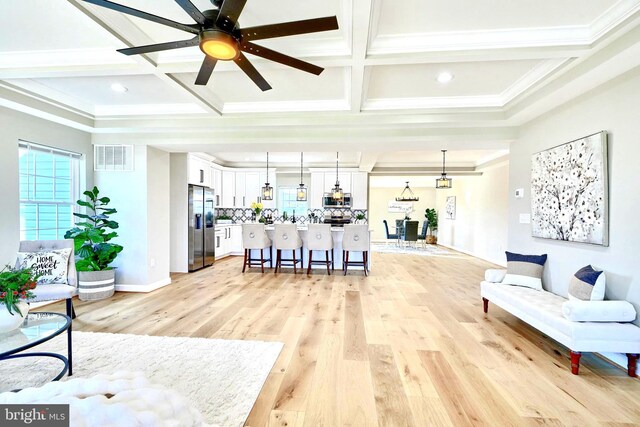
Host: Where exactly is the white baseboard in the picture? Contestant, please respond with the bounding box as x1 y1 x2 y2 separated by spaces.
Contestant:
438 242 507 268
115 277 172 293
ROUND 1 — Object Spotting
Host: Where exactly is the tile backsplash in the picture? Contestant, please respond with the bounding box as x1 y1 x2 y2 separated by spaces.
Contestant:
215 207 368 224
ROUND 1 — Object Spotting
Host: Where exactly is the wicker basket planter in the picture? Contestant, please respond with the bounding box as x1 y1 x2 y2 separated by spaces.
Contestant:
78 270 115 301
425 235 437 245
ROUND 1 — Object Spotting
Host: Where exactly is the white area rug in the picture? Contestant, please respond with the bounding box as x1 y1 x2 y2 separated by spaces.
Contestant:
0 331 283 427
372 242 461 257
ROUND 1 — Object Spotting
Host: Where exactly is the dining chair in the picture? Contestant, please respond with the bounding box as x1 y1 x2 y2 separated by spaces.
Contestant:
402 221 419 247
383 220 399 244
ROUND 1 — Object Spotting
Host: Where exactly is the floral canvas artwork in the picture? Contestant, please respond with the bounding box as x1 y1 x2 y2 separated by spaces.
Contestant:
445 196 456 220
531 131 608 246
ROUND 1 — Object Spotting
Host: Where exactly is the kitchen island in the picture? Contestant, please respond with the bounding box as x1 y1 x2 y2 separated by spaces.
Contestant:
235 225 372 271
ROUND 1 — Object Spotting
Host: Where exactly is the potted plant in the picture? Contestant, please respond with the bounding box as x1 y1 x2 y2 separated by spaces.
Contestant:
65 186 123 301
216 214 233 224
355 213 366 224
0 266 37 333
425 208 438 244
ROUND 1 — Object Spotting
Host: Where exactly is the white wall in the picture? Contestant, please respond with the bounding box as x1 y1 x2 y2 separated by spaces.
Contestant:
436 162 509 266
368 186 436 241
170 154 188 273
0 107 92 265
509 71 640 326
95 145 148 286
146 147 170 284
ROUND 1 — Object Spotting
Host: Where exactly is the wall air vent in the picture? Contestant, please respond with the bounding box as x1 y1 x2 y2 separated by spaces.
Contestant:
94 145 134 171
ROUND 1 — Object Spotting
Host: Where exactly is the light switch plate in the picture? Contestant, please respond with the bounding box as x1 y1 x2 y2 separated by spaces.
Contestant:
519 213 531 224
515 188 524 198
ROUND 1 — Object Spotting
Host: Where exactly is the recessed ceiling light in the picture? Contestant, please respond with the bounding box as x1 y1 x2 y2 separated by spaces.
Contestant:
437 72 454 84
110 83 128 93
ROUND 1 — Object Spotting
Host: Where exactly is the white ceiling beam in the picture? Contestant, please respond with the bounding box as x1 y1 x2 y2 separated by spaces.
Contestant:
358 151 380 172
349 0 373 113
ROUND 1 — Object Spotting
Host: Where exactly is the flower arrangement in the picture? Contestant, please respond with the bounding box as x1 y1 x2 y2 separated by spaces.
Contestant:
0 265 37 315
251 202 263 216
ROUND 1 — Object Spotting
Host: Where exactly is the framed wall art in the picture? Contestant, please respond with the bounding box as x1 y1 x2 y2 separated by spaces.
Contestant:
530 131 608 246
445 196 456 220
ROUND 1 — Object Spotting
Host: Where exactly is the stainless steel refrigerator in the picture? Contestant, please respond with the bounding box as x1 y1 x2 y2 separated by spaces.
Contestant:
188 185 215 271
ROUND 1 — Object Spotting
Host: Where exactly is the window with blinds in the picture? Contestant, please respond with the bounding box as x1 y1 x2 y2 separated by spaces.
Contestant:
18 141 82 240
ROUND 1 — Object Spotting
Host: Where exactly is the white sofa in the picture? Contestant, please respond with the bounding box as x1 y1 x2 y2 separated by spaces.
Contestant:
481 270 640 376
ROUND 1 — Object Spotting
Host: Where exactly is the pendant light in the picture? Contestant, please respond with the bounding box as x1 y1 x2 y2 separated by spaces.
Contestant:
436 149 453 189
296 152 307 201
262 152 273 200
396 181 419 201
331 151 344 203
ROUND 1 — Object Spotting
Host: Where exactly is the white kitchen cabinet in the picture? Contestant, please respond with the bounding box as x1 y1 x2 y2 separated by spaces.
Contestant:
188 156 211 187
230 225 243 254
245 172 261 206
351 172 368 209
211 167 222 206
215 225 243 259
310 172 325 209
234 172 246 207
222 171 235 207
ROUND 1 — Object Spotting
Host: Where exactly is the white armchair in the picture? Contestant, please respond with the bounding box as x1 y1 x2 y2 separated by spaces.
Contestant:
17 240 77 319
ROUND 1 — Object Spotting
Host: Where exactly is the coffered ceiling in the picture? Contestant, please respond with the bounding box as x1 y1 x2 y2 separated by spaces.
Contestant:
1 0 640 170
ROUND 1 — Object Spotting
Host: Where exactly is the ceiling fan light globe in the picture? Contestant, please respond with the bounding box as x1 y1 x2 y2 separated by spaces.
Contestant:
199 30 239 60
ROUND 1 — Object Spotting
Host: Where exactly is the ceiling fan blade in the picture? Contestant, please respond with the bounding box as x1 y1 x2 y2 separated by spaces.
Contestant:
240 42 324 75
195 56 218 86
240 16 339 41
174 0 208 25
82 0 199 34
117 36 199 55
234 52 272 91
216 0 248 32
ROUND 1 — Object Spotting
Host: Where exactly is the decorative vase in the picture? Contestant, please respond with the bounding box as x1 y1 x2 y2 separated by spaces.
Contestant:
0 300 29 334
78 270 116 301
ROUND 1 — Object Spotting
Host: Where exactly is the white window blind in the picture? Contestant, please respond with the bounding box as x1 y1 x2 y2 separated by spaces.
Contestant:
18 141 82 240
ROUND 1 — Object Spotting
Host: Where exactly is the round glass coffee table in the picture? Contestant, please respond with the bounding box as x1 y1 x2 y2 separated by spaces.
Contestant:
0 312 73 384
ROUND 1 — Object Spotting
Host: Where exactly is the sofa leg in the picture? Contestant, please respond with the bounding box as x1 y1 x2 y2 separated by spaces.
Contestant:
482 297 489 314
570 351 581 375
627 354 639 377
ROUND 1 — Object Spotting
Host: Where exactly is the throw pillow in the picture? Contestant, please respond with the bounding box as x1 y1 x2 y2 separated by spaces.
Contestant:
568 265 605 301
501 251 547 290
17 248 72 285
562 300 636 322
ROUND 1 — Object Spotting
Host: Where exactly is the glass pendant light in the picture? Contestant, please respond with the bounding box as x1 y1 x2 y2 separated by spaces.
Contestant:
436 149 453 189
331 151 344 203
262 152 273 200
296 152 307 201
396 181 419 201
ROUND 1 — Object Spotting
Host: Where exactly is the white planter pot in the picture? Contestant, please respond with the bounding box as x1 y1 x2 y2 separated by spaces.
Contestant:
78 270 115 301
0 300 29 334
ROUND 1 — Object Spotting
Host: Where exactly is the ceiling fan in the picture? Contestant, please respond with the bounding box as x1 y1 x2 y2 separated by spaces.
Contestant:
83 0 339 91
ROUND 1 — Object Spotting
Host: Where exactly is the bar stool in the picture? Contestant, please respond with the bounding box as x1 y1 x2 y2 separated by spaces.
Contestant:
241 224 272 273
342 224 370 276
306 224 334 275
273 224 303 274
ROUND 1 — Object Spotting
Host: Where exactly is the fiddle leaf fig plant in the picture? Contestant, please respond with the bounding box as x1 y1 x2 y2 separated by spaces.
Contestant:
64 186 123 272
425 208 438 235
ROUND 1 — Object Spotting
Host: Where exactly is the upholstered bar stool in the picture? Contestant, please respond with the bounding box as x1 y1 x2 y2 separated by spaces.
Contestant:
242 224 272 273
342 224 370 276
306 224 334 275
273 224 303 274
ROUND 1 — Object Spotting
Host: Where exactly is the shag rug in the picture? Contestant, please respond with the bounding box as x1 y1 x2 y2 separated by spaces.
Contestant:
371 242 460 257
0 331 283 427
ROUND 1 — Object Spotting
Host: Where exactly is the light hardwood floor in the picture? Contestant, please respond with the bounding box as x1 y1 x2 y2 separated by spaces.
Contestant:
42 250 640 426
